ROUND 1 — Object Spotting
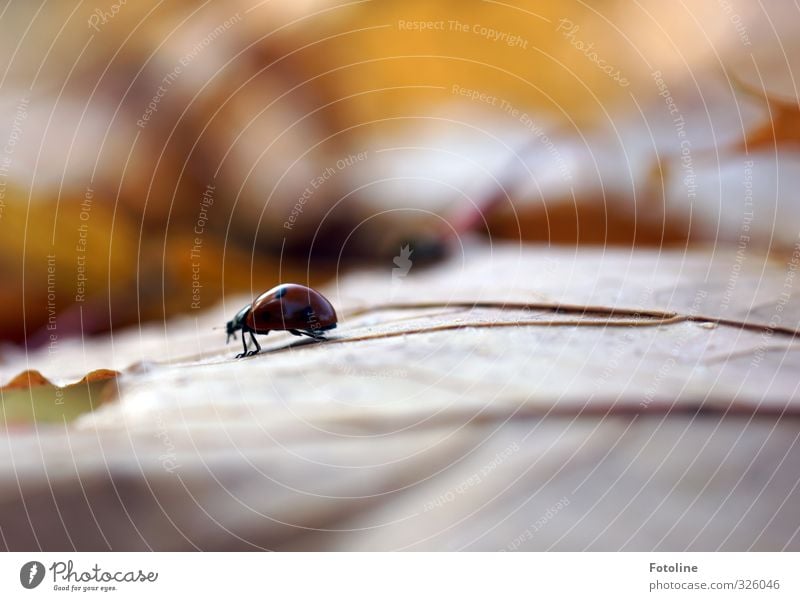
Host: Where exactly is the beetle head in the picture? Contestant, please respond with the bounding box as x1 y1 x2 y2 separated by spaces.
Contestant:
226 304 252 343
226 320 238 344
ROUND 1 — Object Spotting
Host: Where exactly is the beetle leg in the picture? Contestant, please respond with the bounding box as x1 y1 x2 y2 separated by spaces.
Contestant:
286 329 326 342
235 332 249 358
248 331 261 356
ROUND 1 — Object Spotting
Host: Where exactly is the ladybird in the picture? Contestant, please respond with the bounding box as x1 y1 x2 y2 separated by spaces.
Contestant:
225 283 337 357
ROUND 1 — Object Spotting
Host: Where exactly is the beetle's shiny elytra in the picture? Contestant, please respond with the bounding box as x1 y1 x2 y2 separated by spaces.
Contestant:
225 284 337 358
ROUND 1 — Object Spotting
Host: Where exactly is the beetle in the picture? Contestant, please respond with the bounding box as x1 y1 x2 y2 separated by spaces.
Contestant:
225 283 337 357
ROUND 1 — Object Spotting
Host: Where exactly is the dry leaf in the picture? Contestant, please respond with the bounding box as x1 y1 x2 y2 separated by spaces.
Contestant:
2 242 799 550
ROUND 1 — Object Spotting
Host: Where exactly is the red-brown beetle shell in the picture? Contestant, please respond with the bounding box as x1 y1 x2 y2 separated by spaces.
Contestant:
245 283 337 334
